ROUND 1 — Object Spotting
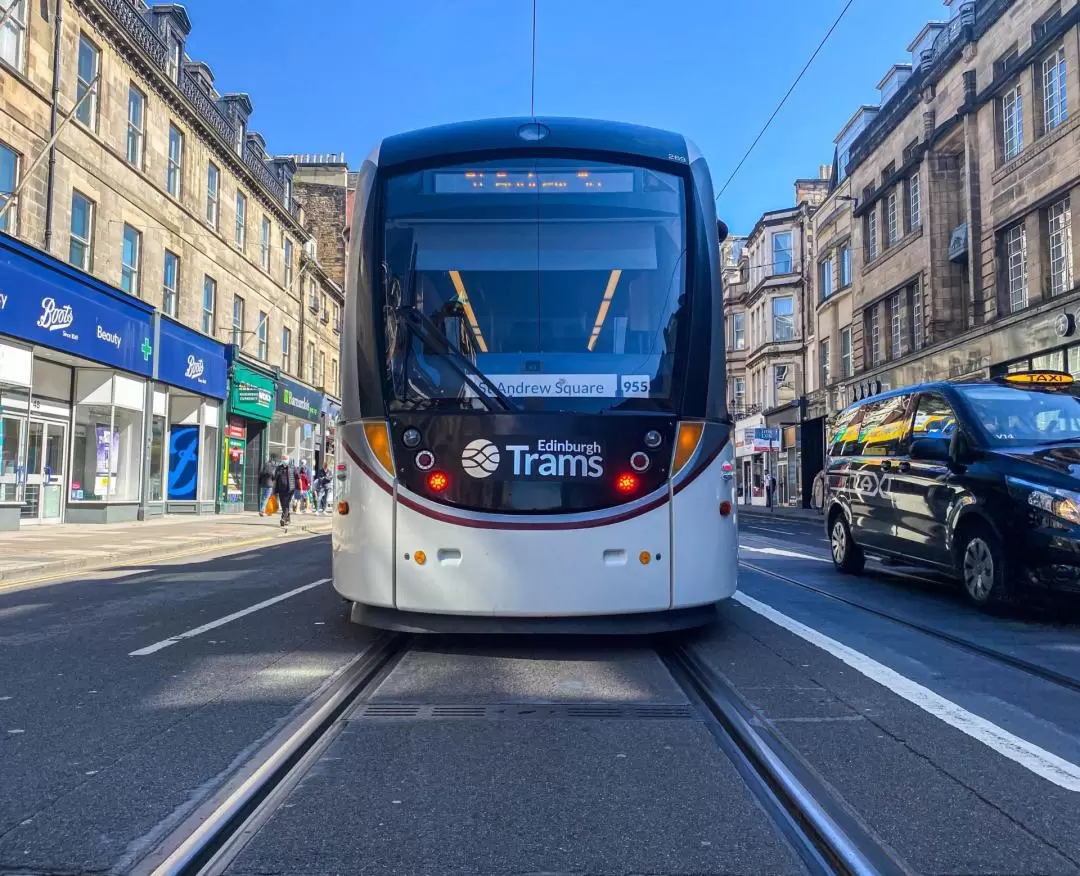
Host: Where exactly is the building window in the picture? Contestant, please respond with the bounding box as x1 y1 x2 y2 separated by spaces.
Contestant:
870 307 882 367
0 142 20 233
167 124 184 198
235 192 247 250
1002 83 1024 160
167 36 181 82
121 224 141 297
333 302 341 333
281 326 292 373
1043 47 1067 133
284 176 292 210
201 276 215 335
1049 197 1073 297
840 243 851 287
232 294 244 346
234 120 246 156
260 216 270 270
1005 223 1028 312
318 351 326 387
0 0 27 72
331 358 339 395
284 238 293 289
126 84 145 167
732 312 745 349
820 338 831 387
886 191 899 246
308 276 319 310
206 162 219 228
162 251 180 317
867 209 878 261
75 35 99 129
732 376 745 411
908 173 921 230
840 327 852 377
306 341 316 384
889 293 903 359
772 231 793 274
68 191 93 270
257 311 268 360
772 296 794 341
911 285 924 351
820 257 834 300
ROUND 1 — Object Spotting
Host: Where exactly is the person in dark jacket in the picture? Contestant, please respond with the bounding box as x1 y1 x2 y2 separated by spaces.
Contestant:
273 455 298 526
258 456 276 516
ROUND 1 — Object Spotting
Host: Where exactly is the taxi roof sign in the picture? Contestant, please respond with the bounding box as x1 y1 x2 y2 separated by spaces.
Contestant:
1002 370 1074 387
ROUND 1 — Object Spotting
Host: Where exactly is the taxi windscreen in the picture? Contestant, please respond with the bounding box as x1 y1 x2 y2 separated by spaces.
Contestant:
957 384 1080 446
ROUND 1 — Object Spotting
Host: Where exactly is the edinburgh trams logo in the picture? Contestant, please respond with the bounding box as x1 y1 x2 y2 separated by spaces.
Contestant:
461 439 501 478
38 297 74 333
461 438 604 479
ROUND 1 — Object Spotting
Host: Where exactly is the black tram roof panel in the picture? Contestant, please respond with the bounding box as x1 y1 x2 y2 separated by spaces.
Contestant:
375 116 696 170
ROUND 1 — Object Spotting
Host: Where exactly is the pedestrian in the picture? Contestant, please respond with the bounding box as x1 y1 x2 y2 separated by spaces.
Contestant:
314 465 331 515
258 455 276 516
273 454 297 527
811 470 825 514
765 472 774 511
296 462 310 514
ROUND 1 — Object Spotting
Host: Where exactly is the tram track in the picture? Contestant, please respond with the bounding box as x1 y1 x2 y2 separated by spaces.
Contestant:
140 632 409 876
741 560 1080 695
660 644 908 876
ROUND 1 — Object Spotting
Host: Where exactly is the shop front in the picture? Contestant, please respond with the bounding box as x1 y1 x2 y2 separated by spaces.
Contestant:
319 395 341 473
151 317 228 516
225 358 276 512
733 413 779 507
0 235 154 529
269 375 324 475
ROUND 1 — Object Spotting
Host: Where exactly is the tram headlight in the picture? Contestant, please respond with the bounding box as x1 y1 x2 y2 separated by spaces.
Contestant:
672 422 705 476
402 427 422 448
363 421 396 477
643 430 663 449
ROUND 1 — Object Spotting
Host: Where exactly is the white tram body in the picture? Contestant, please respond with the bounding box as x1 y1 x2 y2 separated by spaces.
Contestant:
332 117 738 633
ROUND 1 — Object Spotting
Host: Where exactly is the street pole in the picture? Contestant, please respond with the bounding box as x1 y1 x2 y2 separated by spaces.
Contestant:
138 311 160 521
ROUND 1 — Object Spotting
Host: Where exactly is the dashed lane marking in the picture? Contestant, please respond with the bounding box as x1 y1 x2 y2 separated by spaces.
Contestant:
733 591 1080 792
129 578 331 656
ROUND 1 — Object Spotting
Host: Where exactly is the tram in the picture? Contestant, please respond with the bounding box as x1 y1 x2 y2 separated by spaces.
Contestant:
332 117 737 632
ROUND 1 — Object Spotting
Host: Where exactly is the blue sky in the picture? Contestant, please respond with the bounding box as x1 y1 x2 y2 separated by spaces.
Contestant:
181 0 947 234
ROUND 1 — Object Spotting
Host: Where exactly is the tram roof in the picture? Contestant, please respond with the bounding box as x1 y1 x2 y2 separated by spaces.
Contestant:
375 116 697 170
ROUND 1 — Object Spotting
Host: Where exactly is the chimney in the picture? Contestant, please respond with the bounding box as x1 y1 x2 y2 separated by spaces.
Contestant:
819 164 831 180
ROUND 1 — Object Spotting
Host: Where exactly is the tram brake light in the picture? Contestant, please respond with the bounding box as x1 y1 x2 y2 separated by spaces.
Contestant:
615 472 639 494
427 471 449 493
719 500 733 517
672 422 704 476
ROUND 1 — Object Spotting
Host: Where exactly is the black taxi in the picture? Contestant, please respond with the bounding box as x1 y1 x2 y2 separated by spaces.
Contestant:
823 370 1080 609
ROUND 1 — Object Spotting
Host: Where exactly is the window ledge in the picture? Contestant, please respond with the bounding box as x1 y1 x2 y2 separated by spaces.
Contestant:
863 225 924 276
992 112 1080 184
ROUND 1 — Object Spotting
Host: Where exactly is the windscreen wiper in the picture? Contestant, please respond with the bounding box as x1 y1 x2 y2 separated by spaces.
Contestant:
396 305 517 412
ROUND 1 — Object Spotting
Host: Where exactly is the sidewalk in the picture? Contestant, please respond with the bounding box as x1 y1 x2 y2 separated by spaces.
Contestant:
737 503 823 522
0 512 332 586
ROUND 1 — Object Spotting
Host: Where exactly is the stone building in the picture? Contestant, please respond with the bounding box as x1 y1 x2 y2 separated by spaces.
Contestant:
840 0 1080 404
726 171 830 507
0 0 344 526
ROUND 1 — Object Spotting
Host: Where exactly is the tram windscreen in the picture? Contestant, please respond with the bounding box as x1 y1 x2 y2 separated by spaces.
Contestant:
381 157 687 413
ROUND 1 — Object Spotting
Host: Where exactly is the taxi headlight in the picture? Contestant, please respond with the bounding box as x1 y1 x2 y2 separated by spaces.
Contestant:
1007 477 1080 525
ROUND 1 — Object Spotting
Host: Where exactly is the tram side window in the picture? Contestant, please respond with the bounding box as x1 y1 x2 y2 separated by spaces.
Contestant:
909 393 957 443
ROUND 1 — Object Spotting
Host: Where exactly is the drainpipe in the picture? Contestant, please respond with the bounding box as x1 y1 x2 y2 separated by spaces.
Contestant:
42 0 63 254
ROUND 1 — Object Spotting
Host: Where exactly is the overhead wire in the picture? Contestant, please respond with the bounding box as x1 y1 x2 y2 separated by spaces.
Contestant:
715 0 858 201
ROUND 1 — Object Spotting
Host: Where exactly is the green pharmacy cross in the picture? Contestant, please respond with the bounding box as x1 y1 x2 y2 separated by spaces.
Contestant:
141 338 152 361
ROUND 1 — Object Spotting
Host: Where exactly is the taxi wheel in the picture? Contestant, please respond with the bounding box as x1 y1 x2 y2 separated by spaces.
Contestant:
958 526 1010 609
830 514 864 574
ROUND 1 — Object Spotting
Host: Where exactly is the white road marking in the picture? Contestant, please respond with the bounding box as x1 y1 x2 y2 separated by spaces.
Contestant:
129 579 330 656
740 546 830 563
732 591 1080 792
742 525 796 535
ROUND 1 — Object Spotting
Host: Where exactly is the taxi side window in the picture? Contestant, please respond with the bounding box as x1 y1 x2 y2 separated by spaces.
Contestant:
829 404 866 457
909 393 958 444
857 394 912 457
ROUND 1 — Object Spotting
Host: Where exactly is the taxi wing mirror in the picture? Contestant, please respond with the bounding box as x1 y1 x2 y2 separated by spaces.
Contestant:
910 437 951 462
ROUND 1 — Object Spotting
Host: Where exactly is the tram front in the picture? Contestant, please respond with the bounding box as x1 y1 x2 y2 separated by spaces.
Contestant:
333 117 737 633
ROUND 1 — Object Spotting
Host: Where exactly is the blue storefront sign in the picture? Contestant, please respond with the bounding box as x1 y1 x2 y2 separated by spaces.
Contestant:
158 317 228 399
276 375 323 423
0 236 153 375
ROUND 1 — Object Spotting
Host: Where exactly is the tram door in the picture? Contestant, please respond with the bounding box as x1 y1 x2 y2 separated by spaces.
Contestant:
22 420 66 523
